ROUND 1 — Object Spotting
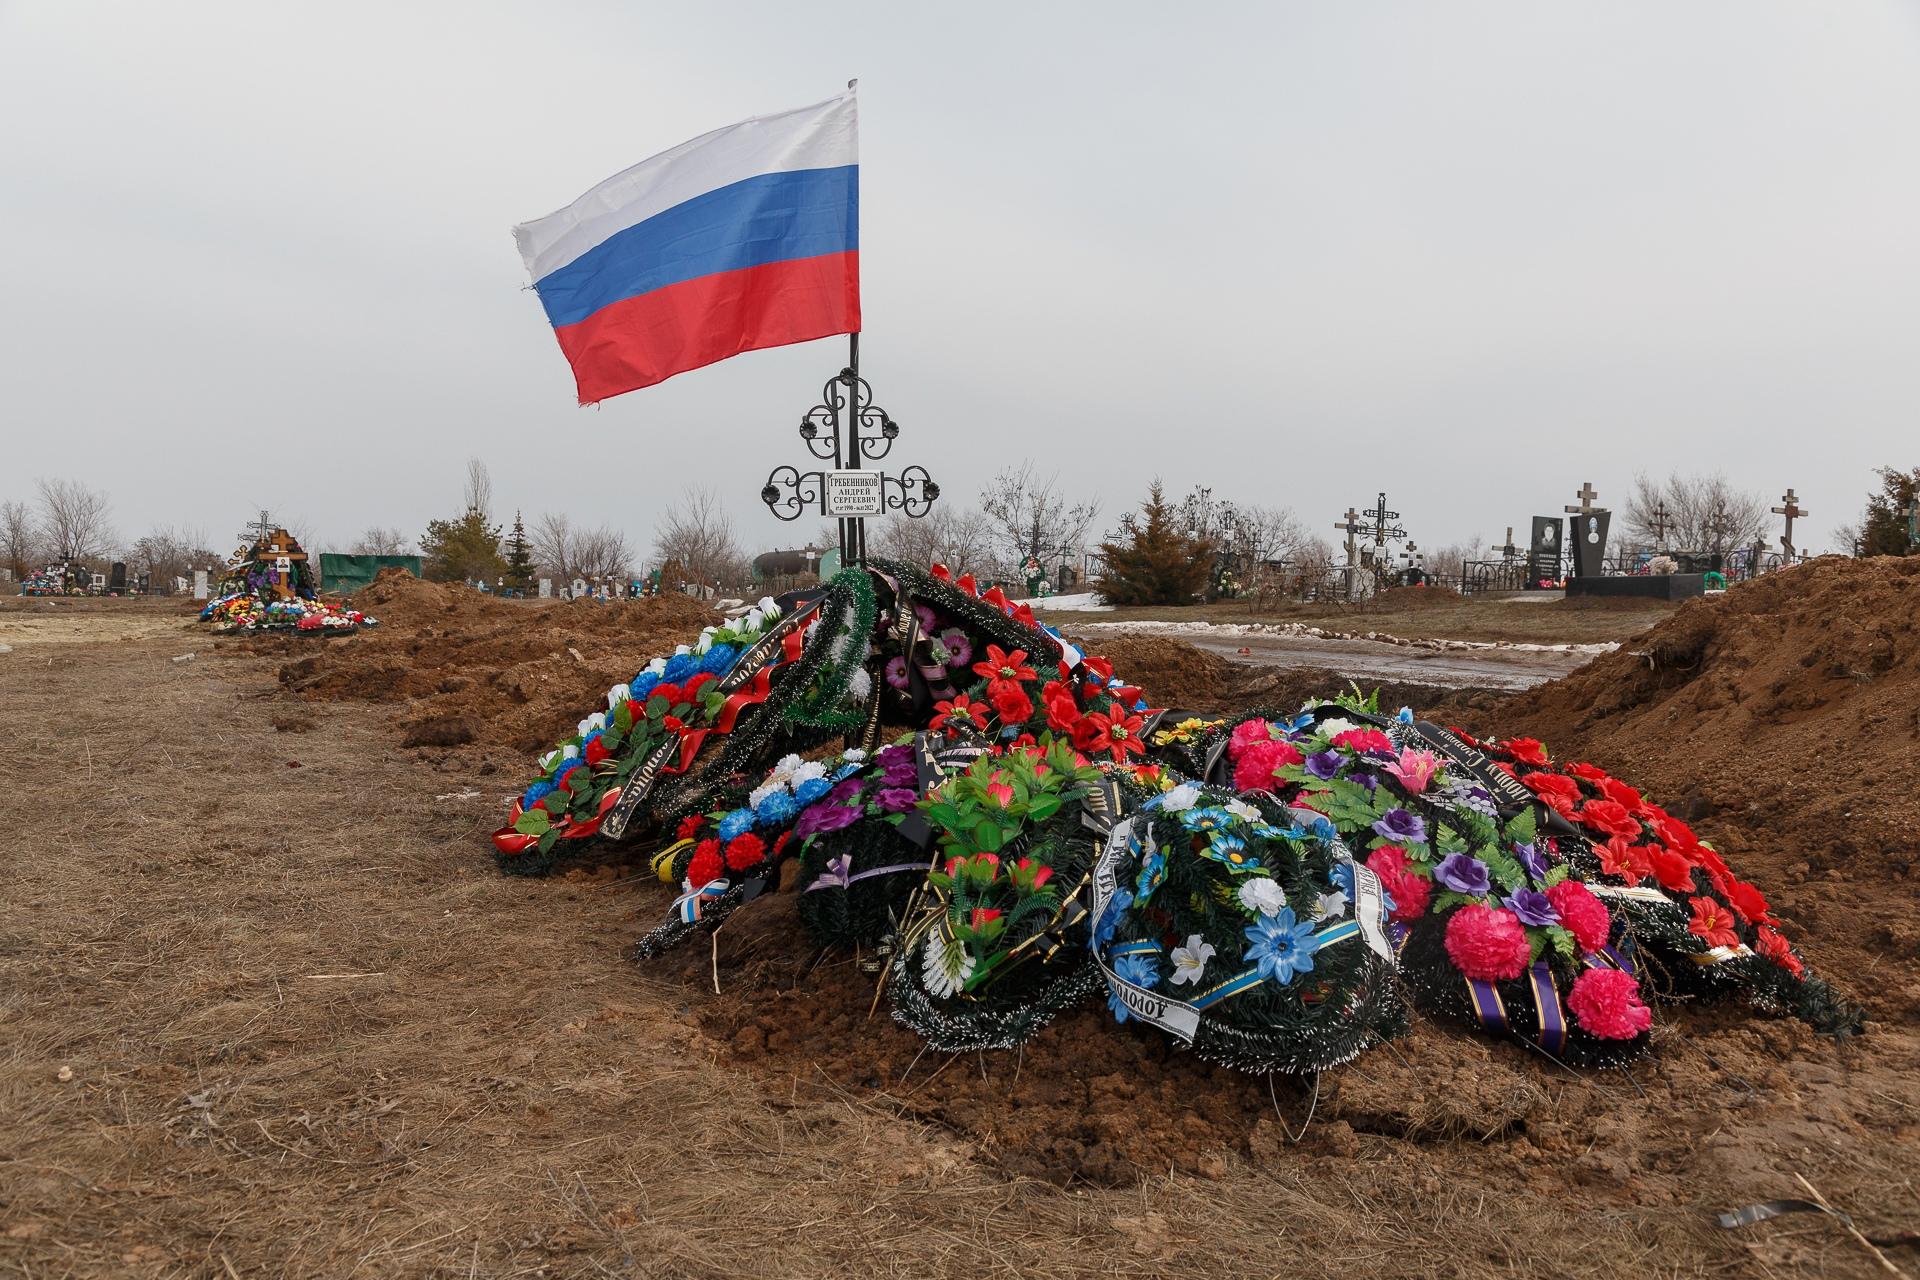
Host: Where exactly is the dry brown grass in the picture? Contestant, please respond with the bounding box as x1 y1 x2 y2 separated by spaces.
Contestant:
1 614 1913 1278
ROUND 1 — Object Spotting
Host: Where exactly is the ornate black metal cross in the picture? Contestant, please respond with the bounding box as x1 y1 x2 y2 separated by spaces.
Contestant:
760 336 938 566
1365 492 1405 547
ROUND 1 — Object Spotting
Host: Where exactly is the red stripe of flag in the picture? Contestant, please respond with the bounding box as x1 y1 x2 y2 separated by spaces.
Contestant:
551 250 859 405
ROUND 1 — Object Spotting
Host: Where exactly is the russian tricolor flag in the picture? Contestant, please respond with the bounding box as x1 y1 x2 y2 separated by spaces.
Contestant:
515 87 859 405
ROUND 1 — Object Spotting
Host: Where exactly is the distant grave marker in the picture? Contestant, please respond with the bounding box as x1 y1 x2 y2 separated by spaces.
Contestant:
1772 488 1808 560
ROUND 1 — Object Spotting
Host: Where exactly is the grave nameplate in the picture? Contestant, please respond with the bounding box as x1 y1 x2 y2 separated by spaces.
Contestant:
1528 517 1563 588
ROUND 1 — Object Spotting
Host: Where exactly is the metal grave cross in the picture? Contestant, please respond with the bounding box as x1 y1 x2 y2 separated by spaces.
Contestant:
1564 482 1600 519
1771 488 1808 560
1366 492 1404 547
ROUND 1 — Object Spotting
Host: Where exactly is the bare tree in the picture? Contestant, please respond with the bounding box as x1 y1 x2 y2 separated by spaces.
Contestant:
463 458 494 517
128 524 221 590
570 524 634 580
34 478 114 563
653 488 747 589
1222 504 1316 597
353 527 410 555
1 500 37 580
978 464 1100 579
1421 537 1480 587
870 506 997 574
1623 472 1768 559
530 512 575 579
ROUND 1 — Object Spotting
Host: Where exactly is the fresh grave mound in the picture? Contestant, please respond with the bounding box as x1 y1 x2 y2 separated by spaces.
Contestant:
484 561 1857 1133
199 527 376 635
276 571 714 753
1468 555 1920 1018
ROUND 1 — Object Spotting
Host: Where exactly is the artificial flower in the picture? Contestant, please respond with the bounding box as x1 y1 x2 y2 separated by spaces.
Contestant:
1504 888 1560 928
1298 750 1341 783
1566 967 1652 1040
1501 738 1550 767
1313 889 1350 920
1366 846 1432 923
1331 727 1395 757
1168 935 1216 987
990 683 1035 726
876 787 918 814
1545 880 1611 953
1576 799 1643 840
1234 739 1304 792
1383 748 1443 794
1596 835 1651 886
1726 879 1773 926
974 644 1037 688
687 839 724 888
1082 706 1147 762
1443 905 1532 982
939 628 972 669
1516 843 1549 883
754 790 800 826
1372 808 1428 846
1753 926 1803 977
1229 719 1274 757
1649 845 1697 893
793 802 861 839
1687 896 1740 950
723 832 767 871
1243 908 1318 984
793 776 832 805
1432 852 1492 896
1237 877 1288 917
1109 951 1162 1022
1160 783 1202 813
1521 771 1581 816
930 694 985 733
717 808 755 841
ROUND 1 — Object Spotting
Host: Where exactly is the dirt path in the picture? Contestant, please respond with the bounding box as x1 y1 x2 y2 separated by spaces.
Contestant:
1 617 1913 1278
1062 621 1596 690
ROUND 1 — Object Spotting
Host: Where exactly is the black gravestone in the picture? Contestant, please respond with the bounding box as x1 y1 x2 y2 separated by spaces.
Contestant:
109 561 127 592
1528 517 1563 588
1569 510 1611 578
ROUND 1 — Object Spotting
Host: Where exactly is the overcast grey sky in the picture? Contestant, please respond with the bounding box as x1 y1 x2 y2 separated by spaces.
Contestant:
4 0 1918 560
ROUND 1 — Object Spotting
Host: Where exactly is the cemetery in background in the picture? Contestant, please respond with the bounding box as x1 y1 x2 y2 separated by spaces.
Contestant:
7 463 1917 607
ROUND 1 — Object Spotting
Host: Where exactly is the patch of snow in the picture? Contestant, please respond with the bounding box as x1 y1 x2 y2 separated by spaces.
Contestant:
1063 618 1618 656
1021 594 1113 614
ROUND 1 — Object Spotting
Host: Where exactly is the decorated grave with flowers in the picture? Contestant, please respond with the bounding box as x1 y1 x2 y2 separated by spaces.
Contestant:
484 558 1860 1086
197 527 377 635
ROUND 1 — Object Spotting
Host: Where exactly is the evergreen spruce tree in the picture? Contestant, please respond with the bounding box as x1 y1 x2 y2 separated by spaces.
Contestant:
504 510 536 593
1095 481 1218 606
1857 466 1919 556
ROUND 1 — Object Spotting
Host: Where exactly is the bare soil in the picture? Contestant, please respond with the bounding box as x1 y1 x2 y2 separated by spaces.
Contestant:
3 574 1916 1278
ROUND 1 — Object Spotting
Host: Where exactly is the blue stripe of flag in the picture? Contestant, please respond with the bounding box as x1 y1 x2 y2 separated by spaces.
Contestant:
532 165 859 329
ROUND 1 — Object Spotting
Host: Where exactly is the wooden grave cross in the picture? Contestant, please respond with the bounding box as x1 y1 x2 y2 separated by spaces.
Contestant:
1771 488 1808 559
1334 507 1363 567
1493 526 1519 562
261 529 305 601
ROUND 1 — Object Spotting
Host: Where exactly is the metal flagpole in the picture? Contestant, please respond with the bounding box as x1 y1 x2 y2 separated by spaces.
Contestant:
846 333 861 565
